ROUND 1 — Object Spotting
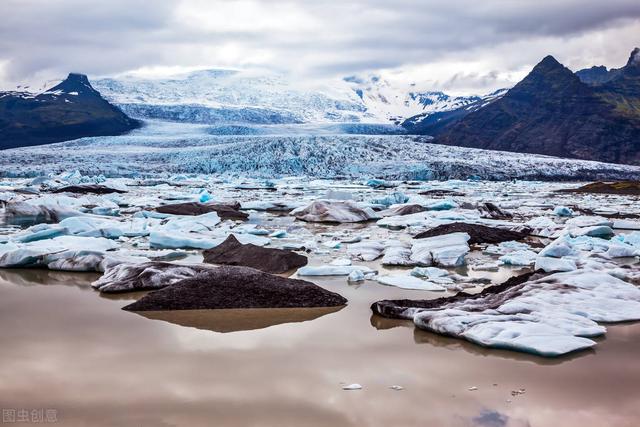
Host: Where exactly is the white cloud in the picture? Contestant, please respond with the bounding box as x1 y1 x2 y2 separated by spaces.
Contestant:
0 0 639 94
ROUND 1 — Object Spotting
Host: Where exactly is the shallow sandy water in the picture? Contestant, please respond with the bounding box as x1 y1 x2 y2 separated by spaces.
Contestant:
1 266 640 427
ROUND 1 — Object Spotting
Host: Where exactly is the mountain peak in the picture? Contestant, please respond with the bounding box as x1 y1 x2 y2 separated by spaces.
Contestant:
534 55 564 72
65 73 91 86
44 72 99 98
627 47 640 67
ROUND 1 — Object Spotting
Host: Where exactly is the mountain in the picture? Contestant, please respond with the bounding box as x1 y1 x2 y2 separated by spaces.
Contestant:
93 70 482 125
342 75 483 124
401 89 507 134
0 73 140 149
420 49 640 165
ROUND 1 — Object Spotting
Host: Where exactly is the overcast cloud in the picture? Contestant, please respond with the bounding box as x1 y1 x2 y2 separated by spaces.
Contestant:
1 0 639 94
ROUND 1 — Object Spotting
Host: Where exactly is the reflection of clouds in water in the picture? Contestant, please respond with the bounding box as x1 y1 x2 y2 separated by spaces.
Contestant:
472 409 531 427
473 410 509 427
1 262 640 425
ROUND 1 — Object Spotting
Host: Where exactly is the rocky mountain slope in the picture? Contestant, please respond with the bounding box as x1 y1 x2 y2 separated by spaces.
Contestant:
417 48 640 165
0 74 140 150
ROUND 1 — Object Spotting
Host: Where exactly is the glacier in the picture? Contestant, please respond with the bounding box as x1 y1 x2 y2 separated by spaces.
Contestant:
1 120 640 181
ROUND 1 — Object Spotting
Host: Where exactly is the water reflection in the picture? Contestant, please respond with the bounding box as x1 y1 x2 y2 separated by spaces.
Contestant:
134 306 345 333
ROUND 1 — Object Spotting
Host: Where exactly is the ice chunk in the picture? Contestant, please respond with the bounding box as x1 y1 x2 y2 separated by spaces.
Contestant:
553 206 574 217
381 244 413 266
411 232 470 267
376 275 446 291
0 236 128 271
347 241 385 261
499 250 537 266
297 265 376 276
291 200 379 223
535 256 577 272
375 270 640 357
347 269 365 282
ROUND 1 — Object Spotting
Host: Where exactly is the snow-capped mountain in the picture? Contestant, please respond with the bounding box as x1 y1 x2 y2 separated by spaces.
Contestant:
93 69 493 125
343 75 484 124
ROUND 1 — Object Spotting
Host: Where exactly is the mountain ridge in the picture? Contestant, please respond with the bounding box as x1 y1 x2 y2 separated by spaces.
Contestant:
0 73 140 150
409 48 640 165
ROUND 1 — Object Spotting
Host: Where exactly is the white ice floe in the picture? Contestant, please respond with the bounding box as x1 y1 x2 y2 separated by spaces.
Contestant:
499 250 538 266
0 236 144 272
381 244 413 266
410 232 470 267
240 200 304 211
534 256 578 272
149 231 269 250
377 275 446 291
291 200 379 223
4 200 83 224
347 241 385 261
347 269 365 282
553 206 574 217
342 384 362 390
613 220 640 230
297 265 376 276
401 270 640 357
485 241 531 256
159 212 221 234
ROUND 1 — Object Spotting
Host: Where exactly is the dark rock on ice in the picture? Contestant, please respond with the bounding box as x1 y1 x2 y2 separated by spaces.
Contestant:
414 223 528 245
155 201 249 221
123 265 347 311
203 235 307 273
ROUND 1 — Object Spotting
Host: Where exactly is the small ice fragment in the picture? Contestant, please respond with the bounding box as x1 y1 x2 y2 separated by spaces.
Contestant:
269 230 287 238
389 385 404 391
342 384 362 390
348 269 365 282
468 386 478 391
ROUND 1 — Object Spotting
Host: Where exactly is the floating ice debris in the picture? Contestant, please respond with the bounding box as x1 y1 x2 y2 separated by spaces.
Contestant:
376 275 446 291
93 262 214 293
389 385 404 391
297 265 376 276
373 270 640 357
348 241 385 261
330 258 352 266
371 192 408 207
0 236 138 272
342 384 363 390
411 232 470 267
534 256 577 273
553 206 574 217
381 245 413 266
499 249 538 266
410 266 449 279
485 241 532 255
468 387 478 391
291 200 379 223
348 269 366 282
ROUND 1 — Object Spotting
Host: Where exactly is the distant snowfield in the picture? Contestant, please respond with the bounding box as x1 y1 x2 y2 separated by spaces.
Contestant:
92 69 496 125
2 120 640 180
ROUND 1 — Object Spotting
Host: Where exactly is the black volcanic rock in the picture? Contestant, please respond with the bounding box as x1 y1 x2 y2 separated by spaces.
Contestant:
0 73 140 149
123 265 347 311
51 184 127 194
414 223 528 245
408 50 640 165
155 201 248 221
203 235 308 273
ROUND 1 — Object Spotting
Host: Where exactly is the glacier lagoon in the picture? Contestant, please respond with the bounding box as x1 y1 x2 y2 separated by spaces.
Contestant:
1 124 640 426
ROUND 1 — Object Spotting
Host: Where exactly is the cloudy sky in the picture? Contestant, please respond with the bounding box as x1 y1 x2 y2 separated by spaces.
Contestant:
1 0 639 94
